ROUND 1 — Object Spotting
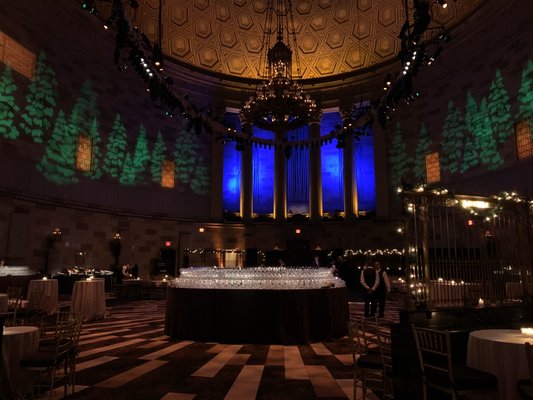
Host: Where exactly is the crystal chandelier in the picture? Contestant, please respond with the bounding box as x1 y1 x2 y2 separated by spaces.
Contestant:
240 0 321 134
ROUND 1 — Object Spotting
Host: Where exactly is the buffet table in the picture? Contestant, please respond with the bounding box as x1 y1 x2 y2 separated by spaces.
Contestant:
165 267 348 344
165 286 348 344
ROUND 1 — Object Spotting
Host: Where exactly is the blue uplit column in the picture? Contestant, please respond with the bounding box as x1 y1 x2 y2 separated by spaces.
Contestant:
274 130 287 222
240 124 253 221
308 121 322 222
373 123 390 218
343 135 357 220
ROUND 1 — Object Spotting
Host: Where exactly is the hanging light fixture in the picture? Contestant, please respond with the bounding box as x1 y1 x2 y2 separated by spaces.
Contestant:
240 0 321 134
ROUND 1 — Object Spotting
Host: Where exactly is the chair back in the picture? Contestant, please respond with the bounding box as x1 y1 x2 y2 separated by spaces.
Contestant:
347 316 378 360
412 326 454 385
53 318 76 362
7 286 22 310
28 287 47 309
70 312 84 347
368 319 394 398
361 316 380 353
347 320 362 365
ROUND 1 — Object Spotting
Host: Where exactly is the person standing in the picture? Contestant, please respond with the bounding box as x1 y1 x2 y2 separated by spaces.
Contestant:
360 264 379 317
374 261 391 318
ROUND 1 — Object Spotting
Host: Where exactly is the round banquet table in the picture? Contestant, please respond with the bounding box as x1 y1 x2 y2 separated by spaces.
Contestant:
0 293 7 313
165 286 348 344
467 329 531 400
71 279 106 321
27 278 59 315
2 326 40 396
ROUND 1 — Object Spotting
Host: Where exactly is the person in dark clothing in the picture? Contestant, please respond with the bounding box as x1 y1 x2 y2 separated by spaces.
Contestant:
374 261 391 318
131 264 139 279
360 264 379 317
113 264 123 285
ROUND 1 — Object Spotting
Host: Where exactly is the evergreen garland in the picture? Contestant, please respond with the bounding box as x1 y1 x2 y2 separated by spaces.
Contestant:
119 153 136 186
191 158 211 195
19 51 58 143
462 92 480 172
69 80 99 135
173 119 200 184
36 110 78 184
0 65 20 140
413 122 431 182
478 98 503 170
132 124 150 183
388 122 411 187
150 131 166 184
103 114 127 179
85 118 103 179
517 60 533 124
441 100 465 174
487 69 513 144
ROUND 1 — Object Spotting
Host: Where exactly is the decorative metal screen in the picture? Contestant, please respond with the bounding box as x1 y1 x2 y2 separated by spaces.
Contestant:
161 160 175 188
76 134 92 171
425 152 441 184
515 120 533 160
401 188 533 309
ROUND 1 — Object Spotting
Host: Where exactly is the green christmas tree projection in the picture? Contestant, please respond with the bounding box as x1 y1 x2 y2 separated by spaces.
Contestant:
0 65 20 140
150 131 167 184
413 122 431 182
441 100 465 174
85 118 103 179
119 153 136 186
36 110 78 184
19 51 58 143
190 158 210 195
69 80 99 135
173 119 200 184
517 60 533 123
478 98 503 171
487 69 512 144
132 125 150 183
462 92 480 172
103 114 127 179
388 122 411 188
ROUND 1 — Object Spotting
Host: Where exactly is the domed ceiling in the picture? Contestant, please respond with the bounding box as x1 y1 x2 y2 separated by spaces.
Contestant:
130 0 482 81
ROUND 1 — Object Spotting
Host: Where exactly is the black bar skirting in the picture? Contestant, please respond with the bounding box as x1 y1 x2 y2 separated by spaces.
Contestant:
165 286 348 344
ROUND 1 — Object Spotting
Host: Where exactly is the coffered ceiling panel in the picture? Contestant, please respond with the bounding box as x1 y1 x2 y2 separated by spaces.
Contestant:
129 0 482 80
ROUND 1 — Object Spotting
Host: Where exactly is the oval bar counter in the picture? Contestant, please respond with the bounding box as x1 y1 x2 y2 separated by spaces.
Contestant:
164 267 348 344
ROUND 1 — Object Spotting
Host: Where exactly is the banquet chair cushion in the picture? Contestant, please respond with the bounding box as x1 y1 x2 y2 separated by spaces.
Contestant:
356 353 383 369
426 364 498 391
518 379 533 400
20 349 68 368
38 338 74 352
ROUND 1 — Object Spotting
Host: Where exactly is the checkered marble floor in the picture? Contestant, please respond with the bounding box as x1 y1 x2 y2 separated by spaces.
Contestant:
49 299 399 400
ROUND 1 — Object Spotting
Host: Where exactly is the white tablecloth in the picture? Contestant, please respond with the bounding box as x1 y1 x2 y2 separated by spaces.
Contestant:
71 279 106 321
27 279 58 315
505 282 523 300
429 281 466 306
467 329 531 400
2 326 40 396
0 293 7 313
